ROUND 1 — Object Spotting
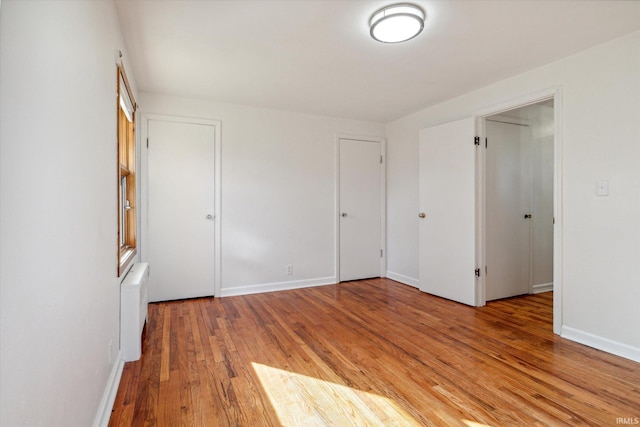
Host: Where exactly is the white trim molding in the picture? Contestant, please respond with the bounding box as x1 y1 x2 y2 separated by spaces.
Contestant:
475 85 564 335
386 271 419 288
221 277 336 297
532 282 553 294
93 353 124 427
562 326 640 363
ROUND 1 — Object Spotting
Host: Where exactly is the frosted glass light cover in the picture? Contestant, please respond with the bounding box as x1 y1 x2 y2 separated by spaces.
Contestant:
369 3 425 43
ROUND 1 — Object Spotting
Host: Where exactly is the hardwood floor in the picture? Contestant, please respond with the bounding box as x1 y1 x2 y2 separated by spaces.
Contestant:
109 279 640 426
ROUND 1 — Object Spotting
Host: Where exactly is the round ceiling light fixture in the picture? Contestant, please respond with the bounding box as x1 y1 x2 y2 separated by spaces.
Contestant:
369 3 425 43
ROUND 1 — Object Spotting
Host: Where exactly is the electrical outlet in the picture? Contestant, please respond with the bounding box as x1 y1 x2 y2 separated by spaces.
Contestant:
285 265 293 275
108 339 113 364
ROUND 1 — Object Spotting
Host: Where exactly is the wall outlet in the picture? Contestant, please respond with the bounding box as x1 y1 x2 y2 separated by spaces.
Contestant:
108 339 113 364
285 265 293 275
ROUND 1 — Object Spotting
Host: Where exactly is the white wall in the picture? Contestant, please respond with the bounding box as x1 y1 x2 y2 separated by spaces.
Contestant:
386 30 640 359
139 94 384 296
0 1 138 425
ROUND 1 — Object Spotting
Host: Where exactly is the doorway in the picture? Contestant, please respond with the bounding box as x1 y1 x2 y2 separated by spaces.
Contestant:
484 100 555 301
337 136 385 282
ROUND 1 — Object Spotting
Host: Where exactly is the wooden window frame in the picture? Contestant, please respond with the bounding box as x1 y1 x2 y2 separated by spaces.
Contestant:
118 65 137 276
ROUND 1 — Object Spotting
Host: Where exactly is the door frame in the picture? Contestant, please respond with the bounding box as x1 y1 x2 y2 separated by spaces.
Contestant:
140 114 222 297
335 134 386 282
476 86 563 334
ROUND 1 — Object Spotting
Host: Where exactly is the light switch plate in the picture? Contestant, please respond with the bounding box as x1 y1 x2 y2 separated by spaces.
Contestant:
596 180 609 197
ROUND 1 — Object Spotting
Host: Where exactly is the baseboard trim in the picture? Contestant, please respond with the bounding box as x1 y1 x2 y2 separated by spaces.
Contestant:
532 282 553 294
561 326 640 363
221 276 337 297
386 271 419 288
93 351 124 427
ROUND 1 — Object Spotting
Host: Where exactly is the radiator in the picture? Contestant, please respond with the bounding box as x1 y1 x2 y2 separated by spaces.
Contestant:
120 262 149 362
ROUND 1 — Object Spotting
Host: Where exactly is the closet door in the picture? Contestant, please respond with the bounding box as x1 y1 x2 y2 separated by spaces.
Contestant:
485 120 531 301
339 138 383 281
148 119 216 302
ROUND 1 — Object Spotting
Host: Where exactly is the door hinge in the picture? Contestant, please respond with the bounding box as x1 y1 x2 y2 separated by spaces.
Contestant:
146 138 149 148
380 249 383 258
474 136 480 146
475 268 480 278
380 155 383 164
485 137 488 148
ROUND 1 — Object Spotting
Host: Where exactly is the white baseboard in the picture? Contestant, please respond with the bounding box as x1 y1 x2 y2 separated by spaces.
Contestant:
561 326 640 363
93 351 124 427
221 276 337 297
532 282 553 294
385 271 419 288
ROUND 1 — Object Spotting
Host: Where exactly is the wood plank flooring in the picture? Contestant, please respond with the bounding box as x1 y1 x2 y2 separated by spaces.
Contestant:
109 279 640 426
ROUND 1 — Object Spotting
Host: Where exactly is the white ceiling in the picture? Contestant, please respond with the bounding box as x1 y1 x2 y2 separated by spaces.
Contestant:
114 1 640 123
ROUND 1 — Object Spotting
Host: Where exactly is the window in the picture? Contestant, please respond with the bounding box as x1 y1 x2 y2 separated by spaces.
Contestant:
118 65 137 276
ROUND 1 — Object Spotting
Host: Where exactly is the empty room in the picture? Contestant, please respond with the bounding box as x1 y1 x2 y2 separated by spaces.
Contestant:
2 1 640 426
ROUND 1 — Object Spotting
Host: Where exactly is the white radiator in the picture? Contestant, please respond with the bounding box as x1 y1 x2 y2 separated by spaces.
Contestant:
120 262 149 362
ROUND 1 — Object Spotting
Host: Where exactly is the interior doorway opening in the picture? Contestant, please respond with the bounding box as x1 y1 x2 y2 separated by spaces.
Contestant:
483 99 555 302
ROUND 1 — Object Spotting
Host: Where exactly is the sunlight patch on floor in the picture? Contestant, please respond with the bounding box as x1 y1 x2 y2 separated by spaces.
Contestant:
252 362 421 426
463 421 492 427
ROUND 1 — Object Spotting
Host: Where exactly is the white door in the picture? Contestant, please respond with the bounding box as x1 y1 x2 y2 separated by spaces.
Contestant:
485 120 531 301
339 138 382 281
418 118 477 306
148 119 215 302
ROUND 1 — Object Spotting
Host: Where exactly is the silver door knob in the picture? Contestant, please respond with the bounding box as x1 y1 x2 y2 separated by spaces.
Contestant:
341 213 347 217
206 214 214 220
418 213 426 218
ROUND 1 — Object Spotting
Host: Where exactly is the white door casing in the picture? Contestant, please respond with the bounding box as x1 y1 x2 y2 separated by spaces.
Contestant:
485 120 532 301
147 119 216 301
418 118 477 306
475 87 562 334
338 137 383 282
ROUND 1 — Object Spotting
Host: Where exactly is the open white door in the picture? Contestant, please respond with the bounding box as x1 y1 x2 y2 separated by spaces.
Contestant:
418 118 477 306
148 119 216 302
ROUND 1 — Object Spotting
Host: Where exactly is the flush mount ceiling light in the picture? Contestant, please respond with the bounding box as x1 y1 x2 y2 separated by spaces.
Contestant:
369 3 425 43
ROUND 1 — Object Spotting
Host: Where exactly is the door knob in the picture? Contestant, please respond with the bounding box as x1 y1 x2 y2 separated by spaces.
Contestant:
341 213 347 217
418 213 426 218
206 214 214 220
